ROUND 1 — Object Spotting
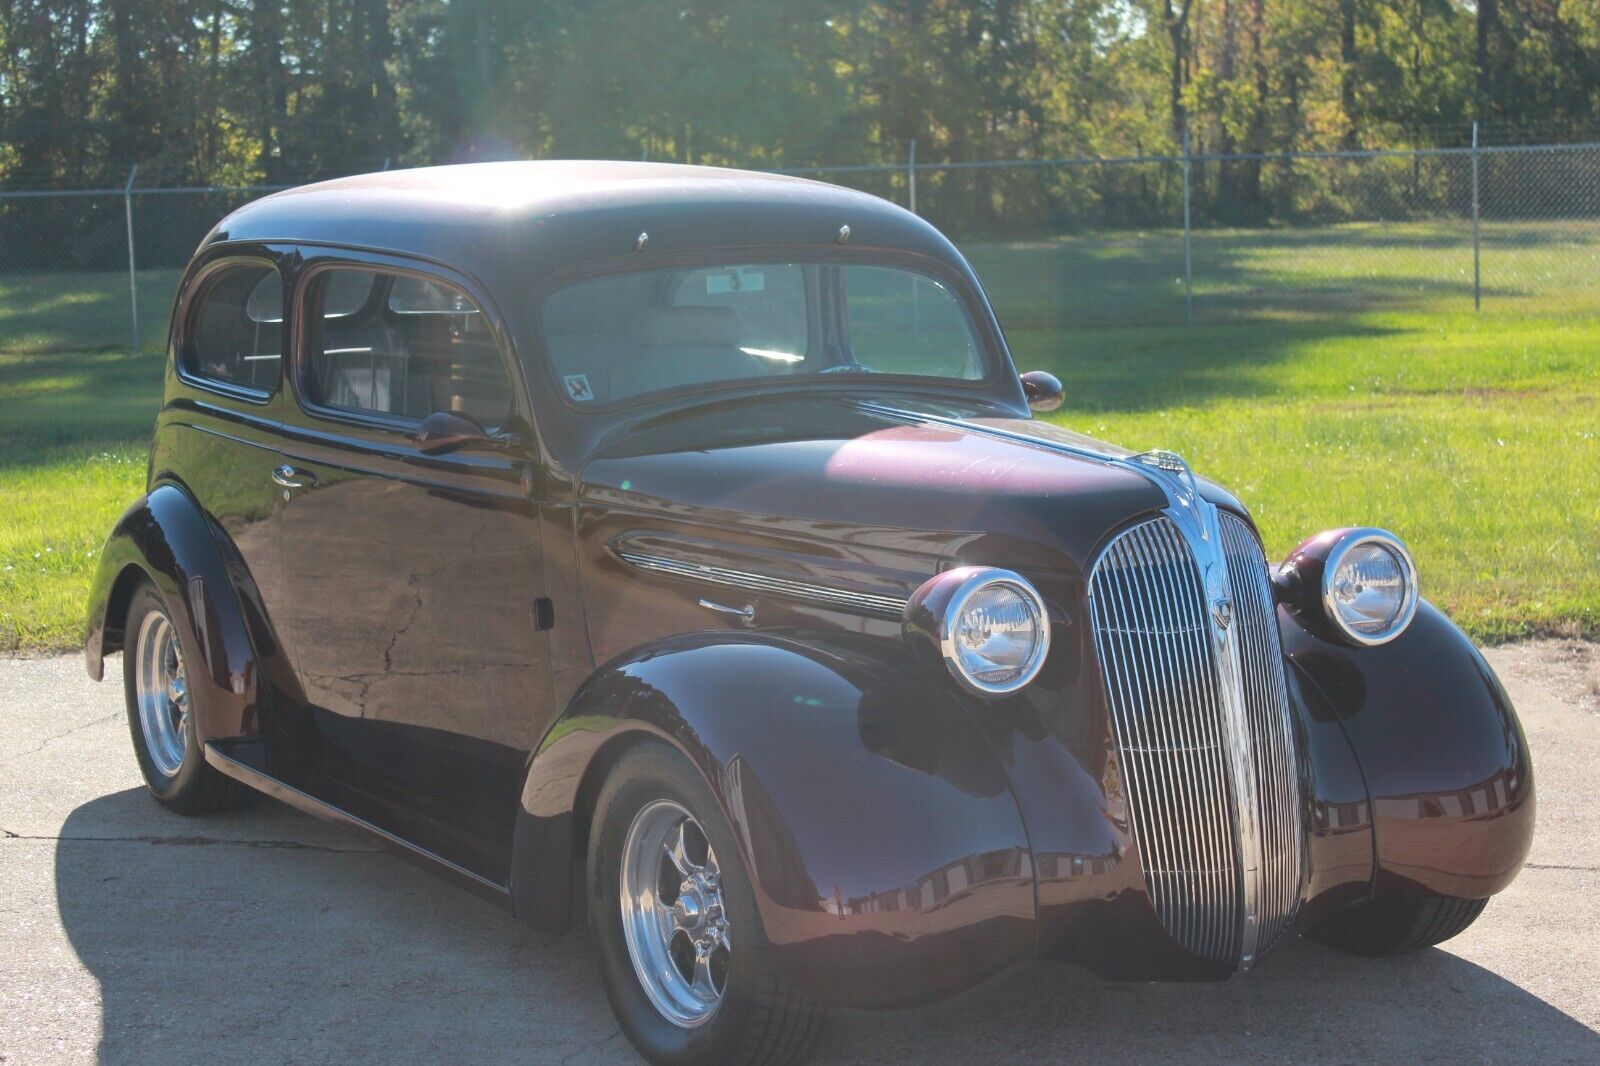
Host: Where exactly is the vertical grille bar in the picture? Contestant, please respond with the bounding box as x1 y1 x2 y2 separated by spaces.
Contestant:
1088 515 1303 966
1219 513 1304 954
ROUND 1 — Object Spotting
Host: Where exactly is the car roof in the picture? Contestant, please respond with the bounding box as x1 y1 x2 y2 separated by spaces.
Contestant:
203 160 967 293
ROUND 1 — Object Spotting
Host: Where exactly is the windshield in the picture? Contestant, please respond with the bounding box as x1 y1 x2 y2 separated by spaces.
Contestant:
539 261 989 407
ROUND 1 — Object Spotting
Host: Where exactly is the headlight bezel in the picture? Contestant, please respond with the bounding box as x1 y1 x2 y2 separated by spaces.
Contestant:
905 566 1051 697
1317 528 1420 647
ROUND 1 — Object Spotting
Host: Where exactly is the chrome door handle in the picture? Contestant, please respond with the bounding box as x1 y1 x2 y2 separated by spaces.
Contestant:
271 464 312 489
698 598 755 621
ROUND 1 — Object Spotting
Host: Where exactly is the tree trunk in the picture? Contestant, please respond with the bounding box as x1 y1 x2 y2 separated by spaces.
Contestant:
1218 0 1239 212
108 0 140 164
1164 0 1194 150
359 0 400 159
251 0 288 181
1242 0 1267 211
1340 0 1358 149
1476 0 1499 125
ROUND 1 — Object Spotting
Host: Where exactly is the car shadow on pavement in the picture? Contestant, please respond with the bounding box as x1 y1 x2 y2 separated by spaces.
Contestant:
56 787 1598 1065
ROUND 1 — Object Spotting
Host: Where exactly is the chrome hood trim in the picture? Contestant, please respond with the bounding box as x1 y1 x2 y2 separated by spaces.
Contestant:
616 550 909 618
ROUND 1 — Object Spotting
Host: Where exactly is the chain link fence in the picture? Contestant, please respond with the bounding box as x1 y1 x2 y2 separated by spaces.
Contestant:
3 135 1598 354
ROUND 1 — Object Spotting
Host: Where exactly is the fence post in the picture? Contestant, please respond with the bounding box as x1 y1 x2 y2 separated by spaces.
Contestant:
1181 127 1194 327
907 138 917 214
1471 121 1482 312
123 164 140 351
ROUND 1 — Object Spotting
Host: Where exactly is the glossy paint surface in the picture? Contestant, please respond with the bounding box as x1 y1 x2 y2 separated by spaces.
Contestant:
1281 601 1534 900
516 633 1036 1007
83 162 1533 1007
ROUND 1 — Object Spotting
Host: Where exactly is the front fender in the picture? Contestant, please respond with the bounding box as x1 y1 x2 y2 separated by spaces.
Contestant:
510 631 1036 1008
1282 600 1534 900
84 482 265 742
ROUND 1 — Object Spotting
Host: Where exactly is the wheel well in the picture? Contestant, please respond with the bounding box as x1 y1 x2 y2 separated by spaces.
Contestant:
100 564 152 656
565 729 666 929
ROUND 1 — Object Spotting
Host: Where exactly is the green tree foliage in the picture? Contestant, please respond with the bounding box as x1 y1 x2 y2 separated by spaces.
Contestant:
1 1 1596 195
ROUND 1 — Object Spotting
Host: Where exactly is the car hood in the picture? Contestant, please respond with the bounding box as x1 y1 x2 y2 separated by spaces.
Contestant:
577 395 1245 587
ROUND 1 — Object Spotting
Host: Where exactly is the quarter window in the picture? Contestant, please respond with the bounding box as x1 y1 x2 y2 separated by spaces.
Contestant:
301 268 514 430
183 263 282 394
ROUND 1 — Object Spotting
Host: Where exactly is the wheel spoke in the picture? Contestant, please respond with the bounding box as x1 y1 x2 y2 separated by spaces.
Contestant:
690 947 717 1001
663 819 695 878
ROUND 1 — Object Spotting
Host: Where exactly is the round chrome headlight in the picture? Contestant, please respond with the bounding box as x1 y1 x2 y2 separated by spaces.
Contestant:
1320 529 1419 646
903 568 1050 696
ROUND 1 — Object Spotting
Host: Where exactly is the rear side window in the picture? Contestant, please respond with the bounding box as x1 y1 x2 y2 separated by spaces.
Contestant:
300 267 513 430
183 263 282 394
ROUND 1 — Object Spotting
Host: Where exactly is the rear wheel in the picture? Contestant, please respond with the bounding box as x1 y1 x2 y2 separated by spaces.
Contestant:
1308 893 1488 956
589 742 825 1066
122 579 253 815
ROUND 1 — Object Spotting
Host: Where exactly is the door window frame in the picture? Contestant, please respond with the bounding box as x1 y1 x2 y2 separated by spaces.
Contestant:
288 249 531 445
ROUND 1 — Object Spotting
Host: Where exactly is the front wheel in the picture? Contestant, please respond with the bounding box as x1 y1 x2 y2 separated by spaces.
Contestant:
1307 893 1488 957
589 742 826 1066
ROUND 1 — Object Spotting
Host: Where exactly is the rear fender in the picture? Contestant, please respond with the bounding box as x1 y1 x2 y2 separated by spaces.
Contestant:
84 482 270 742
510 631 1036 1008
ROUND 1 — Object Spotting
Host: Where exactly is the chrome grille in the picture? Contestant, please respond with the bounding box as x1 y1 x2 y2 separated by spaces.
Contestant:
1088 514 1302 966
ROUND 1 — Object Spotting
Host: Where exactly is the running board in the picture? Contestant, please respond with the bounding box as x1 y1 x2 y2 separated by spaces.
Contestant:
204 741 512 910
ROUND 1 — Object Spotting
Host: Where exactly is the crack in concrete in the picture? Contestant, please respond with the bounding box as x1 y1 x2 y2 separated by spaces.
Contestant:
0 712 122 767
0 830 377 853
383 560 450 679
1524 861 1600 872
559 1027 621 1063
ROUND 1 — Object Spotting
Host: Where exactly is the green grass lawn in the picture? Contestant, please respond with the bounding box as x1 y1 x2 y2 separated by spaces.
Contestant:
3 221 1598 651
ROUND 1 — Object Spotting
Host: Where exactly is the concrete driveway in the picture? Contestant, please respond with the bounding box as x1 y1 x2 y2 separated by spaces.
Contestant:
2 643 1596 1064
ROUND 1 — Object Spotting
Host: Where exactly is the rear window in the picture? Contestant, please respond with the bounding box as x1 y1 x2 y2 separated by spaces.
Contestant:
183 262 282 394
539 260 987 407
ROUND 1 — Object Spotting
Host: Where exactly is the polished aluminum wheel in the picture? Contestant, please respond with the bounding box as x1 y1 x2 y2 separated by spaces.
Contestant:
134 609 190 777
619 800 731 1027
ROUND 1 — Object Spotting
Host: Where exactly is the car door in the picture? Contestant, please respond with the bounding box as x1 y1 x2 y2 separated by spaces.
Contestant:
274 255 551 883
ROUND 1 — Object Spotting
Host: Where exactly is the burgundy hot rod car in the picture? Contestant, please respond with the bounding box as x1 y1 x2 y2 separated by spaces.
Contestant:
87 162 1532 1065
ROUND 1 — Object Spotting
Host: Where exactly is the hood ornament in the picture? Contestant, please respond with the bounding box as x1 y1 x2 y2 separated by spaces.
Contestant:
1131 450 1208 542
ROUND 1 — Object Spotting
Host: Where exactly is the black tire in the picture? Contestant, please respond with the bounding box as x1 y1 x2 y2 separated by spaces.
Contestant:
1307 893 1489 957
122 579 254 815
588 741 827 1066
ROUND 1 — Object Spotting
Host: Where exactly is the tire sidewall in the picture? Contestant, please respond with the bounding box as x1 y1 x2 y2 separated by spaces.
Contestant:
589 742 774 1066
122 580 207 802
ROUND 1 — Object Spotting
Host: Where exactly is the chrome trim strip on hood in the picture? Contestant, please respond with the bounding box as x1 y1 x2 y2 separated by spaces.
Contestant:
617 550 908 618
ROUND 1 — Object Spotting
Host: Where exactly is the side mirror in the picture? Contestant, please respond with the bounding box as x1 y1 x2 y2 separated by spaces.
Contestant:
409 410 492 454
1019 370 1064 413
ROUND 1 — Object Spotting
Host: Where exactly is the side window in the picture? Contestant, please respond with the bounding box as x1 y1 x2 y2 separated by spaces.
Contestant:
301 267 514 429
844 266 983 380
183 263 282 394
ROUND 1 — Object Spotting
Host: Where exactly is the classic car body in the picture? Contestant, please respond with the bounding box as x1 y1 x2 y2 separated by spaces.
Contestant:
87 161 1533 1059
